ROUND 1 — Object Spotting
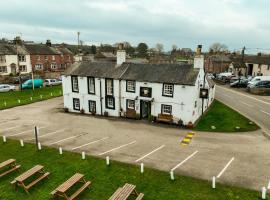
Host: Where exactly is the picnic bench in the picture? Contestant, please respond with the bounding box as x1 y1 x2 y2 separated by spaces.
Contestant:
0 159 20 178
109 183 144 200
11 165 50 194
51 173 91 200
156 114 173 123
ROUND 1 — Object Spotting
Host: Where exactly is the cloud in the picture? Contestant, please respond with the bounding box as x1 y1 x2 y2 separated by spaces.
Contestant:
0 0 269 52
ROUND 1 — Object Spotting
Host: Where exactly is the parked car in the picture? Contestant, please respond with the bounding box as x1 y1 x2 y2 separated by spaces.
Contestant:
248 76 270 86
230 79 248 88
0 84 16 92
45 79 62 86
11 76 31 84
207 73 215 79
247 80 270 94
21 79 44 89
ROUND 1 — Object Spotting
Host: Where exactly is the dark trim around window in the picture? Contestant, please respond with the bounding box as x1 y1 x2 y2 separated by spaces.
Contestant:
126 80 136 93
73 98 80 111
88 100 96 113
71 75 79 93
162 83 174 97
105 78 114 96
126 99 135 110
87 76 95 94
161 104 172 115
105 96 115 110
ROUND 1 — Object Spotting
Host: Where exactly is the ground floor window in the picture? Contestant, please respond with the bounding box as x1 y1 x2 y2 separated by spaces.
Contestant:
35 64 43 70
51 63 57 69
106 96 115 109
88 100 96 113
73 98 80 111
126 99 135 110
0 66 7 73
161 104 172 115
19 65 27 72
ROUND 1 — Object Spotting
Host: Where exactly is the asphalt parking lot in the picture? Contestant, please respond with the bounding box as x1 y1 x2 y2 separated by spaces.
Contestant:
1 97 270 191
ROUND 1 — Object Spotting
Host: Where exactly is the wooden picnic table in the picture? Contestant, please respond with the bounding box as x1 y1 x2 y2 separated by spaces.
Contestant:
51 173 91 200
11 165 50 194
0 159 20 178
109 183 144 200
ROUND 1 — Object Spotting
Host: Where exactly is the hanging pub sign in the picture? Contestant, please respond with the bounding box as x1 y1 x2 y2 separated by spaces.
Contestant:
200 88 209 99
140 87 152 98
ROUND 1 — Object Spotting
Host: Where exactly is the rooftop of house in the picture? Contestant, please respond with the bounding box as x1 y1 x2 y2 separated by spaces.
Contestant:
244 55 270 65
24 44 60 55
0 44 29 55
68 61 200 85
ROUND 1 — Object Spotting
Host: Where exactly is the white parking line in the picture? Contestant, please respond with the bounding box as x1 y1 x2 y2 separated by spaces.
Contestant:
171 151 198 171
217 157 235 178
72 137 109 150
8 126 47 137
135 145 165 163
1 125 20 131
240 101 254 107
49 135 77 145
261 110 270 116
27 129 65 141
98 141 136 156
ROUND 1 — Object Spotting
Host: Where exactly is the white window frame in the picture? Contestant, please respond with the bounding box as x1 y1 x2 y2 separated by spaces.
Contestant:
161 104 172 115
73 98 80 111
18 55 26 62
88 77 95 94
106 79 113 95
0 55 5 62
126 80 135 92
127 99 135 109
72 76 79 92
51 63 57 69
163 84 174 97
0 66 7 73
19 65 27 72
106 97 114 109
52 55 55 61
88 100 96 113
35 64 43 70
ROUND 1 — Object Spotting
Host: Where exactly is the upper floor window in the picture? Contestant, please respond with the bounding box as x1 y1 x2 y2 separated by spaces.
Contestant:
106 78 113 95
163 84 174 97
18 55 26 62
52 55 55 61
19 65 27 72
126 80 135 93
0 55 5 62
0 66 7 73
161 104 172 115
87 77 95 94
35 64 43 70
36 55 40 61
71 76 79 92
44 55 48 60
51 63 57 69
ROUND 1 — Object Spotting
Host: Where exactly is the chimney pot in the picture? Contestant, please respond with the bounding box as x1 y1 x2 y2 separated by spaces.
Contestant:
196 45 202 55
46 39 52 47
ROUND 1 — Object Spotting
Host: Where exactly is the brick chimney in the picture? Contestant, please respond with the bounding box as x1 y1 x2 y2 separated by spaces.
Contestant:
14 36 22 45
46 39 52 47
116 43 126 66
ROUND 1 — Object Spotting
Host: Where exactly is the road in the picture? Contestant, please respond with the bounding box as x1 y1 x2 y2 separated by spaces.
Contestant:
215 85 270 133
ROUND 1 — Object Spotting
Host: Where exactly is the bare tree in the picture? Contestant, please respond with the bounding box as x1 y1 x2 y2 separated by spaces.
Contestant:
156 43 164 54
209 42 228 53
172 44 177 51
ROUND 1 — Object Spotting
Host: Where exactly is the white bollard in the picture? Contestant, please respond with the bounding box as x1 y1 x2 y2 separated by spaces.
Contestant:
20 139 24 147
2 136 6 143
170 170 174 180
212 176 216 189
140 163 144 173
267 181 270 190
38 142 42 150
4 102 6 106
40 95 43 99
50 92 53 96
82 151 85 160
18 99 21 104
262 187 267 199
59 147 63 155
30 97 33 101
106 156 110 166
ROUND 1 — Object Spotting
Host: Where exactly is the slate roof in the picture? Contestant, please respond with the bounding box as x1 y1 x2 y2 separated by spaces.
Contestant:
244 56 270 65
68 62 199 85
231 61 247 68
0 44 17 55
24 44 59 55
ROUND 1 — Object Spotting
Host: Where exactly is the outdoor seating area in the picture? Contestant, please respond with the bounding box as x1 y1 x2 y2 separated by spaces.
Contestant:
156 114 173 123
109 183 144 200
0 159 20 178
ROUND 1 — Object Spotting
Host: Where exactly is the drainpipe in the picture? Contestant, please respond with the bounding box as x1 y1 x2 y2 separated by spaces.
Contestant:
99 79 103 115
119 79 122 117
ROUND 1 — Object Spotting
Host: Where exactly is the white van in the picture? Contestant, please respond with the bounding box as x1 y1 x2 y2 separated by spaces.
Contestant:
248 76 270 86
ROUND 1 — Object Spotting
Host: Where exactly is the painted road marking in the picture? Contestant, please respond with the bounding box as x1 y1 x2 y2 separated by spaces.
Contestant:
240 101 254 107
217 85 270 106
49 135 77 145
135 145 165 163
217 157 235 178
27 129 65 141
98 141 137 156
72 137 109 150
8 126 47 137
1 125 20 131
261 110 270 116
171 150 198 171
222 94 233 99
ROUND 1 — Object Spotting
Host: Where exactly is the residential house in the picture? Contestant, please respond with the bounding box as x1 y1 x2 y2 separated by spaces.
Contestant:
204 54 231 73
62 45 215 126
244 54 270 76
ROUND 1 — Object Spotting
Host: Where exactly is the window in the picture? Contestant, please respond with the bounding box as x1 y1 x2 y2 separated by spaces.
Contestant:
73 98 80 111
106 78 113 95
161 104 172 115
0 66 7 73
126 80 136 92
71 76 79 92
87 77 95 94
35 64 43 70
44 55 48 60
19 65 27 72
126 99 135 110
51 63 57 69
52 55 55 61
60 64 66 69
106 96 115 109
194 101 197 108
163 84 174 97
0 55 5 62
18 55 26 62
88 100 96 113
36 55 40 61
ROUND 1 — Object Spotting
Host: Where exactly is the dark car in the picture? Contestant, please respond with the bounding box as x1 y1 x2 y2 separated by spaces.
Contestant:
248 80 270 95
230 79 248 88
11 76 31 84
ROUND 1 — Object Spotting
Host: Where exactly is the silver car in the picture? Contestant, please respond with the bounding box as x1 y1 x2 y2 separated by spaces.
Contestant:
0 84 16 92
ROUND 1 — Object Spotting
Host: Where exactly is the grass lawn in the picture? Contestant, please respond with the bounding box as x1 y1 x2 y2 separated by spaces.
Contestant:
0 86 62 110
0 140 263 200
195 100 259 132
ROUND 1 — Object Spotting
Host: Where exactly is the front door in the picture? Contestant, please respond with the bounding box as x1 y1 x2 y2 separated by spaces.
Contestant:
10 64 16 75
140 100 151 119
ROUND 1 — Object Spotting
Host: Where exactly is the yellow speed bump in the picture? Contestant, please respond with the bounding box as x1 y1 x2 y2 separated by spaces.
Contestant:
180 132 195 146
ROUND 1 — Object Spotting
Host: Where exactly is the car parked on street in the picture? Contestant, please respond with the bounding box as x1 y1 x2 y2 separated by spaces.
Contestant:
21 79 44 89
44 79 62 87
0 84 16 92
248 76 270 86
230 79 249 88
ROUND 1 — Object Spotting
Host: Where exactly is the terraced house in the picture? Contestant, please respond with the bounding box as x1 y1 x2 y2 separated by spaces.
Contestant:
62 46 215 126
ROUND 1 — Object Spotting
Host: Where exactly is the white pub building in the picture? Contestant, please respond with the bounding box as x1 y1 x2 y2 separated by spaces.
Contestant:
62 45 215 126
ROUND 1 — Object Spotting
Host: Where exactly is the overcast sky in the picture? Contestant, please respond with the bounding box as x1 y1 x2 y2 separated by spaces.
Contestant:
0 0 269 52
